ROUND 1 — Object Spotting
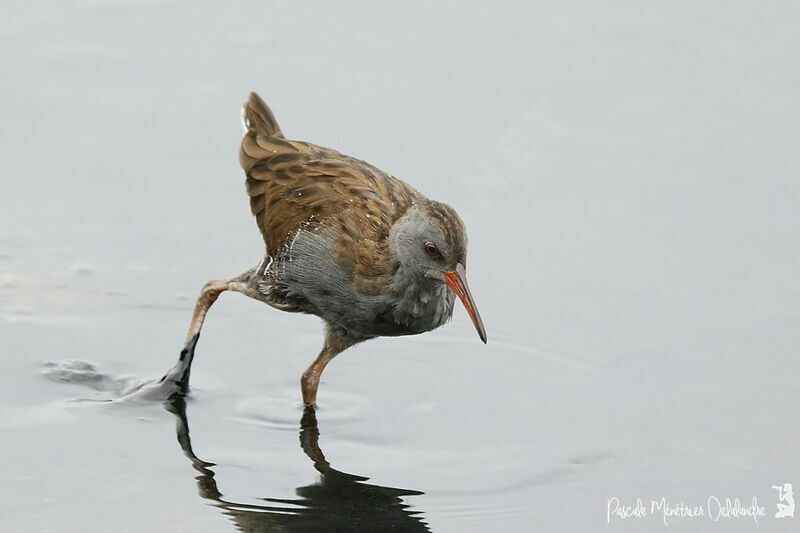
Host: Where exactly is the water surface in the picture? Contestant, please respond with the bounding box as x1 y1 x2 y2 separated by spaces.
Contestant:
1 1 798 531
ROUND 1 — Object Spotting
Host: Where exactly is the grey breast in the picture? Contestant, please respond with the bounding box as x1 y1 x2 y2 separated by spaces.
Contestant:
274 228 395 339
272 227 455 339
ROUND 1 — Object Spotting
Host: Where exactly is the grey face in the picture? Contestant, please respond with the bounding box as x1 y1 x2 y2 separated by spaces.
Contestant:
389 207 455 282
389 204 486 344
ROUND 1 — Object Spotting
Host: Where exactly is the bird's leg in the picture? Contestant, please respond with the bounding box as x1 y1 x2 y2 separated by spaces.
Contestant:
161 279 230 394
301 327 359 407
300 351 335 407
186 280 230 343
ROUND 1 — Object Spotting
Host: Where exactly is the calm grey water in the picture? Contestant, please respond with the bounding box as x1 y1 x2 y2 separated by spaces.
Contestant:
1 2 799 532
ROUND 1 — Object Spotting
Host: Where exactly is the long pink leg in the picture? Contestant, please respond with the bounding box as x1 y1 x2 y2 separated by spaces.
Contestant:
301 328 358 406
161 280 230 393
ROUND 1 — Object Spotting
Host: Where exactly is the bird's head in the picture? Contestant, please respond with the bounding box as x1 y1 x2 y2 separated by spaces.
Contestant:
389 201 487 343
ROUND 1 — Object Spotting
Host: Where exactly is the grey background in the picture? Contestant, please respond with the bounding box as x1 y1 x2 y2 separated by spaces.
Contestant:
1 1 798 531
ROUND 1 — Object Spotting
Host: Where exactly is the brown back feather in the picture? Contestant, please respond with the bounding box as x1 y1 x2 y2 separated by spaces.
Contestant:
243 92 284 138
239 92 420 294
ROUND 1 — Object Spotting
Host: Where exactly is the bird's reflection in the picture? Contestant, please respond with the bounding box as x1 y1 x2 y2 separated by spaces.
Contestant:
165 397 430 532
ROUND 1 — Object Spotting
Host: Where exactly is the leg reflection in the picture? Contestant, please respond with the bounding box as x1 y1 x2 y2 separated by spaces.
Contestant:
165 398 430 532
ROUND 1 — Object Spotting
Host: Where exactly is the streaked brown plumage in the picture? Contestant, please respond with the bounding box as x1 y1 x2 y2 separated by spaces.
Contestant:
161 92 485 406
240 93 468 296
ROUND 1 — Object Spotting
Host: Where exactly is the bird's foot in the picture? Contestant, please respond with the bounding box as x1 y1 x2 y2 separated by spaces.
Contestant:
157 334 200 396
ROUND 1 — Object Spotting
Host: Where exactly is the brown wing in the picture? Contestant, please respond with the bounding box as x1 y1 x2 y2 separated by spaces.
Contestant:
239 92 419 294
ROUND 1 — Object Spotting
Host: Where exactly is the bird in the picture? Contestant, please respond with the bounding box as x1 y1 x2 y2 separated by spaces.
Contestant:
162 92 486 407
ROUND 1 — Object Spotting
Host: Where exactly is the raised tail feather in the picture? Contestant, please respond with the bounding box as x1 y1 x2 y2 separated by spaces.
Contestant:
242 92 284 138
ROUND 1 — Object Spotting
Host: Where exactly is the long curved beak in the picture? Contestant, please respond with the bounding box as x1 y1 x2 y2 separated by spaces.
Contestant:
443 263 487 344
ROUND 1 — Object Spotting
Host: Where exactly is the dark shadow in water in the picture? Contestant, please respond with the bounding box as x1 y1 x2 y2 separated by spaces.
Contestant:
165 397 430 533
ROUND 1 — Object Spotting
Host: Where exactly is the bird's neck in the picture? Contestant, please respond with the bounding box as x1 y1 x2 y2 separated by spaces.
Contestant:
390 264 455 333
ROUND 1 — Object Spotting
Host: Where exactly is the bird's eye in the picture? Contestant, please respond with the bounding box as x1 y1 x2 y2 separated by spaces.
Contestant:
424 241 440 257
